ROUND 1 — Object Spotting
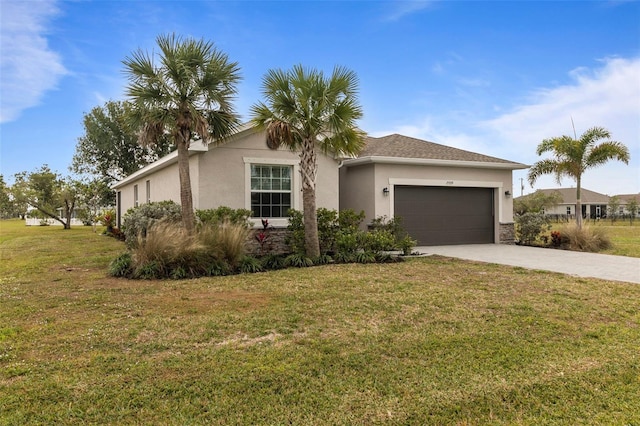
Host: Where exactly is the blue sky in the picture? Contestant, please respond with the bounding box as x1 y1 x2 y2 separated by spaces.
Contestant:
1 0 639 195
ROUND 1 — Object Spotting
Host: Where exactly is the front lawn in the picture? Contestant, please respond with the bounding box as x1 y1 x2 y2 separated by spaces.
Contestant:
1 220 639 424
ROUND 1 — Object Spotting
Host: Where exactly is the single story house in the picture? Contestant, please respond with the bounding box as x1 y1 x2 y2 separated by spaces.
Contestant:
113 124 527 246
616 194 640 216
534 188 611 219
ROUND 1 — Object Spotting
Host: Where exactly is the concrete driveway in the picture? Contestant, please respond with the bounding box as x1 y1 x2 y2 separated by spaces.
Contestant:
417 244 640 284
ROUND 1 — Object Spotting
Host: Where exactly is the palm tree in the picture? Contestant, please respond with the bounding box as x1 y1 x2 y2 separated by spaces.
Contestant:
528 126 629 228
251 65 366 258
123 33 241 232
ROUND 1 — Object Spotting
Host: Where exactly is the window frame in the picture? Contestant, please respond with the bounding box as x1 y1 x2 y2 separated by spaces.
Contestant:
133 184 139 208
244 157 300 228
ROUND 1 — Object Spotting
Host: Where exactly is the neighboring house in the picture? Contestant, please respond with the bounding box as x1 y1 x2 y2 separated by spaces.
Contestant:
533 188 610 219
113 125 527 246
616 193 640 216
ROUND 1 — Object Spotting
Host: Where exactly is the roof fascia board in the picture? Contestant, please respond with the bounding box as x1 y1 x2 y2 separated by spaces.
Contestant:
343 156 529 170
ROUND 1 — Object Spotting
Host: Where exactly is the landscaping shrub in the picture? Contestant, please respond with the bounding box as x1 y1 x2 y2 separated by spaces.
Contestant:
287 208 366 255
108 252 133 277
196 206 252 228
260 254 287 270
515 212 551 245
317 208 339 254
239 256 263 273
559 223 612 252
284 253 314 268
286 209 306 254
359 229 396 254
334 231 360 260
369 215 417 254
122 201 182 247
337 209 366 234
313 253 333 265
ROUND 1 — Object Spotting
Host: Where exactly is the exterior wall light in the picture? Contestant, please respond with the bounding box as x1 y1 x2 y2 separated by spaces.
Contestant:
505 190 511 197
383 187 389 195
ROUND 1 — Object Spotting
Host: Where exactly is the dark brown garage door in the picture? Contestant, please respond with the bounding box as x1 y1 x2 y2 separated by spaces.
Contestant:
394 186 494 245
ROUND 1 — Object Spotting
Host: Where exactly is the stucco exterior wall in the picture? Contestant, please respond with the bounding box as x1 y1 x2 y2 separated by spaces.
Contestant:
339 163 375 223
115 128 341 227
116 155 200 220
370 162 514 223
339 161 516 241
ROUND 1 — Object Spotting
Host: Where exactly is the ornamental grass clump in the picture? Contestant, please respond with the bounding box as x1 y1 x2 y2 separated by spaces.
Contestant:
131 220 205 279
559 223 612 252
199 221 249 270
110 219 250 279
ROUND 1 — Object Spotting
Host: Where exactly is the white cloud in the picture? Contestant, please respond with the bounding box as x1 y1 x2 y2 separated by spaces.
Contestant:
482 57 640 195
0 0 67 123
379 57 640 196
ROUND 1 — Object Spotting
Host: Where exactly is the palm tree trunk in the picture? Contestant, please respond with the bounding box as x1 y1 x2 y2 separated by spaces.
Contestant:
302 186 320 258
176 133 196 233
300 137 320 258
576 177 583 229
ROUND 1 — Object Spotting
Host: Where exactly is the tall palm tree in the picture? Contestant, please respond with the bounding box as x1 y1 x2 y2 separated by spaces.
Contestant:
528 126 629 228
123 33 241 232
251 65 366 258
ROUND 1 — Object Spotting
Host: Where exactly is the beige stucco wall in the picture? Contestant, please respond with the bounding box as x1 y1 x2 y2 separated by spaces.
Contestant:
116 155 200 219
340 161 516 241
115 128 341 227
339 163 375 220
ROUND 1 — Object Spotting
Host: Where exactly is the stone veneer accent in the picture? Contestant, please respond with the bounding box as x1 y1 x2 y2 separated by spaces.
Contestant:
245 227 291 256
499 222 515 244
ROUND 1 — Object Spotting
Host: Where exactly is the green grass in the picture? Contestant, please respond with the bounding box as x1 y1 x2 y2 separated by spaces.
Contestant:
1 219 640 425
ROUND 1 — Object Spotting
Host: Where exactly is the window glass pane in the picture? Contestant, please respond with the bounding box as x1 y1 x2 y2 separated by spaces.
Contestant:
250 165 292 218
251 177 260 190
282 178 291 191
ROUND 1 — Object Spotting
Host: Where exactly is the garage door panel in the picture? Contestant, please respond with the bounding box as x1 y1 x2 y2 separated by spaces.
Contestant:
394 186 494 246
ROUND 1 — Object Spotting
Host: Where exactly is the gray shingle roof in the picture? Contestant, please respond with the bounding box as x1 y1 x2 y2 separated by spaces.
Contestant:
535 188 610 204
360 134 521 165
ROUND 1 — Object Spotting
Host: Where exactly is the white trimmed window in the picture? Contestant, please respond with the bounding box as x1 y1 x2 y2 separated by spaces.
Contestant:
145 180 151 204
134 184 139 208
244 157 299 226
250 164 292 218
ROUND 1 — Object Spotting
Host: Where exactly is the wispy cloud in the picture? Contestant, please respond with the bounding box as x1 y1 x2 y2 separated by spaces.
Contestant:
379 57 640 195
383 0 435 22
482 56 640 194
0 0 67 123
